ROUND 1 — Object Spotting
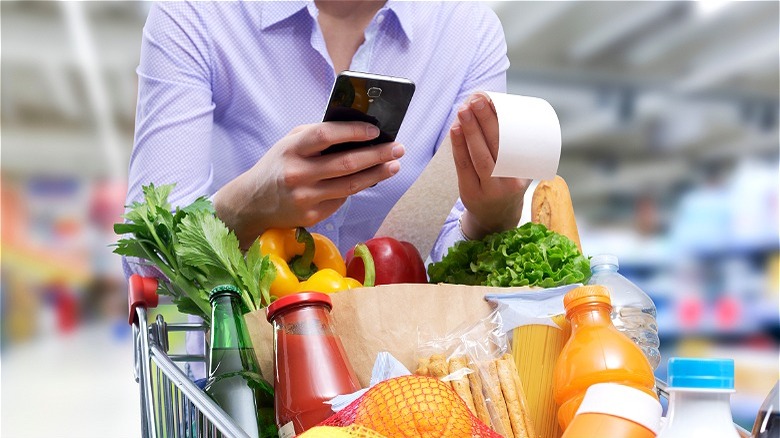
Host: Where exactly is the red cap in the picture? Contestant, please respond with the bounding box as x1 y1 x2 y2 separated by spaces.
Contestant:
266 292 332 322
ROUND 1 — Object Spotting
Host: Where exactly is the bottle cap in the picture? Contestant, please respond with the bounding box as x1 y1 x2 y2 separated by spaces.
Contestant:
590 254 619 269
266 292 332 322
575 383 662 434
667 357 735 390
209 284 241 300
563 285 612 312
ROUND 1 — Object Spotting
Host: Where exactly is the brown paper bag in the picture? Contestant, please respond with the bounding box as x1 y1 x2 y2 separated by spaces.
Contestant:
246 283 525 387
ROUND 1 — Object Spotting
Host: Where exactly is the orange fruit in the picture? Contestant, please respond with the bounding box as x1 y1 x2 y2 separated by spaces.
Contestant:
351 375 479 437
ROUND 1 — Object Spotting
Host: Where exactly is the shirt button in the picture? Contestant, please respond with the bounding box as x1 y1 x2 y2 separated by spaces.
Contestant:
376 14 385 24
325 223 335 232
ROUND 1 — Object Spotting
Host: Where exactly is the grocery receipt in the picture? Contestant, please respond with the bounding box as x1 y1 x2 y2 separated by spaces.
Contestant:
486 91 561 180
376 92 561 257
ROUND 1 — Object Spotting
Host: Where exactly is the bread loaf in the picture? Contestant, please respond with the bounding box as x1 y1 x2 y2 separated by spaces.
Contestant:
531 175 582 252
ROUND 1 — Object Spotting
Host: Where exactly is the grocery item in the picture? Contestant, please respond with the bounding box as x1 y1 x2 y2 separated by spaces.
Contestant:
511 314 569 438
751 380 779 438
414 354 535 438
345 236 427 285
321 375 501 437
259 227 371 296
531 175 582 252
114 183 276 321
300 424 388 437
427 222 590 288
587 254 661 369
562 383 661 438
204 285 276 438
658 357 739 438
267 292 361 436
553 285 657 431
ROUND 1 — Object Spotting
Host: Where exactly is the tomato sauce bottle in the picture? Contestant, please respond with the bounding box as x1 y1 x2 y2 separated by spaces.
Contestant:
267 292 361 437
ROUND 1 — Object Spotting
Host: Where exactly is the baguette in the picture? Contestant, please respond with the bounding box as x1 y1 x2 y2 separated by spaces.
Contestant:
531 175 582 252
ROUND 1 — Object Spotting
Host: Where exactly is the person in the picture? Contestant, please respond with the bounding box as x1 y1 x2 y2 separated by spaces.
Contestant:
126 0 531 267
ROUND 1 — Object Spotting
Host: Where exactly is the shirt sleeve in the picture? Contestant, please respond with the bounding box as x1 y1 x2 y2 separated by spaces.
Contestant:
123 3 216 278
128 2 216 209
429 6 509 263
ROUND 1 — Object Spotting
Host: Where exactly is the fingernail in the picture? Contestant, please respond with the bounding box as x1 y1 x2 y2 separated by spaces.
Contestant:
392 144 405 159
367 125 380 137
388 161 400 175
451 124 462 136
470 96 485 110
459 106 472 122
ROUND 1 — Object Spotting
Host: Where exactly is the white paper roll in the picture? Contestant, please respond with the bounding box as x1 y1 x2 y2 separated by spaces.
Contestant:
486 92 561 180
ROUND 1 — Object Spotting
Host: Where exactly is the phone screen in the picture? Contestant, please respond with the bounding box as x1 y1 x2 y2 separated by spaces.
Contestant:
322 72 415 154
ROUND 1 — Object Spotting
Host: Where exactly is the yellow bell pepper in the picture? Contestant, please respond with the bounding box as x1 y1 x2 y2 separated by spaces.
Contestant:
258 227 374 297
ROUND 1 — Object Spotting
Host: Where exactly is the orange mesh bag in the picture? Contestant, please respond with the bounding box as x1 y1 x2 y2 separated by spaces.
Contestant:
319 375 501 438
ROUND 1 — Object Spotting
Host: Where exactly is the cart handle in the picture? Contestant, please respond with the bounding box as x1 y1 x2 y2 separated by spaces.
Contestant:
128 274 159 325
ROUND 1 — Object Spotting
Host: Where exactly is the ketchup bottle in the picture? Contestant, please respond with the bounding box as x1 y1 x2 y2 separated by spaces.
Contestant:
266 292 361 437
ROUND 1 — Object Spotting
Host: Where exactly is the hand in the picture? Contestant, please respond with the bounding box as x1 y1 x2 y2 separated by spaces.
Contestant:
450 92 531 240
214 122 405 247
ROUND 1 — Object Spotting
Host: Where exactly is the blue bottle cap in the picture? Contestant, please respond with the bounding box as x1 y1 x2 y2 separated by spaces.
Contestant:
667 357 735 390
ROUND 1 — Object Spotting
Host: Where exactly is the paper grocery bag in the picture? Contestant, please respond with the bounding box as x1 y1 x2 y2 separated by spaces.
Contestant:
246 283 525 387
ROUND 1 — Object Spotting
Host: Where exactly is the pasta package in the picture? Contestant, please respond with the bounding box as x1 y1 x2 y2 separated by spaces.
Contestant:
510 314 570 438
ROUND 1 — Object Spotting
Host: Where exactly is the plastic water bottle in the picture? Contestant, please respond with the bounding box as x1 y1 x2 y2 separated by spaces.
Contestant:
658 357 739 438
588 254 661 369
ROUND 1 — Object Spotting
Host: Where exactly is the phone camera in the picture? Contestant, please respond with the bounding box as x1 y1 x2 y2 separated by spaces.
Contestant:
367 87 382 98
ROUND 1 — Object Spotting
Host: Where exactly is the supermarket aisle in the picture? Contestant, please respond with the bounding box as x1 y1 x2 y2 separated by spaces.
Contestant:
1 321 141 438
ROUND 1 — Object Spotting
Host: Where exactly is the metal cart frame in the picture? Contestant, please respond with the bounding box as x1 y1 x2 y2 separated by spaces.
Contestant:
129 275 251 438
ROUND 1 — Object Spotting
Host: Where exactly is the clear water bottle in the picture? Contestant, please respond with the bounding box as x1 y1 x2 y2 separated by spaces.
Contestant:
587 254 661 369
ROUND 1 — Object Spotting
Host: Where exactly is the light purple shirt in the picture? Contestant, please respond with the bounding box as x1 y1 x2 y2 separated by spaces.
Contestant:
127 1 508 264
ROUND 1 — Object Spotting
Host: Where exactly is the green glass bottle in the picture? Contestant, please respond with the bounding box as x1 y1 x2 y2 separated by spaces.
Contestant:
204 285 276 438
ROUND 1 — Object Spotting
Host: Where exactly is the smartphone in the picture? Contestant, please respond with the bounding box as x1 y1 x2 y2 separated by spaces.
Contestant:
321 71 415 154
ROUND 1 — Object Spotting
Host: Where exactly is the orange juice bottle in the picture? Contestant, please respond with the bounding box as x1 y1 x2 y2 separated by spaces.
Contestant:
562 383 662 438
553 285 658 431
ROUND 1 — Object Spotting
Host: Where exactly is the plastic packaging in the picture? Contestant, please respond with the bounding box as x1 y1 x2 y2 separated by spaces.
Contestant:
416 309 535 438
658 357 739 438
562 383 662 438
553 285 657 431
752 380 779 438
588 254 661 369
267 292 361 437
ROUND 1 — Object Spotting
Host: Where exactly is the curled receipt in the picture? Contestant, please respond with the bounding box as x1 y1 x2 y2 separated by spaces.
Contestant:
486 91 561 180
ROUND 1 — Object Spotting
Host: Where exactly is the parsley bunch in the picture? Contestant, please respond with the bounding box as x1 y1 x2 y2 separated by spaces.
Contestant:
114 184 275 322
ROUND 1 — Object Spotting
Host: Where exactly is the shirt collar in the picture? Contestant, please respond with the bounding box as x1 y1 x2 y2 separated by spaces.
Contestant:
385 0 414 42
259 1 310 30
259 1 414 42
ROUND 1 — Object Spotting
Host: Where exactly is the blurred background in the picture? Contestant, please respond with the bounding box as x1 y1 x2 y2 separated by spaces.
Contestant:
1 1 777 436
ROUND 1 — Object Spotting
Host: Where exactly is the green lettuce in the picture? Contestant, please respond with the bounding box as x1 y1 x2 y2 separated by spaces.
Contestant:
428 222 590 288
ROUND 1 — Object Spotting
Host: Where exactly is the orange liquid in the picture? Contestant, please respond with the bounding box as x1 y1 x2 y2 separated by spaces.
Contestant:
553 302 657 431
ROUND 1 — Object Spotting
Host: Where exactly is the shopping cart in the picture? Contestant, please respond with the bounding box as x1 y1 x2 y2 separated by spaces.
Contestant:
128 273 752 438
129 274 251 438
